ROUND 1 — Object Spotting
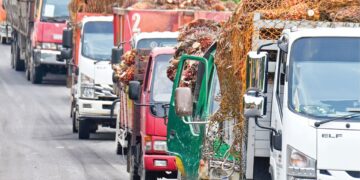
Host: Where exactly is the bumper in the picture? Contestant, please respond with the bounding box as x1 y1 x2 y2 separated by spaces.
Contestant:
144 154 177 171
34 49 65 66
78 98 116 121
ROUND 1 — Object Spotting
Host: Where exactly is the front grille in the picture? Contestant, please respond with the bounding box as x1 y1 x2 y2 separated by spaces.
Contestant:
98 96 117 101
102 104 112 110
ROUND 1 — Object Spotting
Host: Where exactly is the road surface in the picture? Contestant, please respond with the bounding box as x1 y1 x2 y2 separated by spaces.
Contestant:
0 44 130 180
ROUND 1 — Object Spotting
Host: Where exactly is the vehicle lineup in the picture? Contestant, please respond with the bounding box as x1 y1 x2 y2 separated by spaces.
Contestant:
1 0 360 180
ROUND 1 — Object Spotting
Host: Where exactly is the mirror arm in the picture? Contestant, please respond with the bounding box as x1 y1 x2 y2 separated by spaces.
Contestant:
110 99 121 118
257 42 275 54
254 117 278 135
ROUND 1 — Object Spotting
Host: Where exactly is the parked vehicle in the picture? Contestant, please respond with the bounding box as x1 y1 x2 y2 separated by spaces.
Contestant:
3 0 69 83
60 15 117 139
0 0 11 44
111 7 231 180
167 12 360 179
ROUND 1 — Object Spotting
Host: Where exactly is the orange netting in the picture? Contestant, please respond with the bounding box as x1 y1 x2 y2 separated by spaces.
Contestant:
206 0 360 177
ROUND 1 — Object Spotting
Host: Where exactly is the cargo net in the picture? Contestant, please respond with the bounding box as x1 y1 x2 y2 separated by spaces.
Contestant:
201 0 360 178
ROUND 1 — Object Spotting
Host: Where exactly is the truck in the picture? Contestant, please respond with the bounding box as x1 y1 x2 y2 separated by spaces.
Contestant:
0 0 11 44
167 12 360 180
114 47 178 180
59 14 117 139
3 0 69 83
111 7 231 180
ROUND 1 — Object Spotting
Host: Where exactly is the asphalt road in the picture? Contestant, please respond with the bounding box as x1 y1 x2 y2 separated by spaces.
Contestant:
0 44 129 180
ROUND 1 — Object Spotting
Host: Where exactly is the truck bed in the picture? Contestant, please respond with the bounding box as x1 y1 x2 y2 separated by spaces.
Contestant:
3 0 33 36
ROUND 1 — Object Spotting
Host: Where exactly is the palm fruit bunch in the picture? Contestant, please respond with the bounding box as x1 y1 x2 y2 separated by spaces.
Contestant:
166 19 223 88
113 49 149 85
127 0 236 11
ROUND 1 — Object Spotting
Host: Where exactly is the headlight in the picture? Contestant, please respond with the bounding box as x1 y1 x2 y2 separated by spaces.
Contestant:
41 43 57 50
38 43 62 50
287 145 316 179
80 73 95 99
153 141 167 151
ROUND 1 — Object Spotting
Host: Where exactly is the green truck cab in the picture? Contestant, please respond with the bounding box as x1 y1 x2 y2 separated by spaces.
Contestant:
166 44 228 179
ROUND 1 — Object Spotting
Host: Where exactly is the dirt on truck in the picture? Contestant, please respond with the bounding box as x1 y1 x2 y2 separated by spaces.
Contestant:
165 0 360 179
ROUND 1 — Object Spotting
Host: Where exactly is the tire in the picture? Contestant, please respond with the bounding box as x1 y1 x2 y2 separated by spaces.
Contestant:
130 154 140 180
14 42 24 71
78 120 90 139
116 141 128 155
30 63 43 84
10 41 14 69
1 37 6 44
72 110 78 133
140 169 157 180
25 60 30 81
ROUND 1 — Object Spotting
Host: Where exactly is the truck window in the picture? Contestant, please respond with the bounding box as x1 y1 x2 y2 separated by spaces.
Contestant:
81 21 114 61
150 54 173 102
136 38 177 49
289 37 360 118
41 0 70 21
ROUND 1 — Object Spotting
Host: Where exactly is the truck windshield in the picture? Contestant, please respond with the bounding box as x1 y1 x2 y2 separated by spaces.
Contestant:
289 37 360 118
82 21 113 61
41 0 70 22
137 38 177 49
151 54 174 102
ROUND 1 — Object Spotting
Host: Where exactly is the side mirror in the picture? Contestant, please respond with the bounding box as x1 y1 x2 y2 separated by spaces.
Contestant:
62 29 73 48
243 89 266 118
129 81 141 101
111 47 123 64
246 51 268 93
175 87 193 116
60 48 72 60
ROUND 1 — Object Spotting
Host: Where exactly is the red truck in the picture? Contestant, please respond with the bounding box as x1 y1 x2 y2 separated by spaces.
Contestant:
3 0 69 84
110 8 231 179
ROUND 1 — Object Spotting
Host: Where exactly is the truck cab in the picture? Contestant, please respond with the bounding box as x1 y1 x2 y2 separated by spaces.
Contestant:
262 28 360 180
28 0 69 83
64 16 117 139
126 47 178 179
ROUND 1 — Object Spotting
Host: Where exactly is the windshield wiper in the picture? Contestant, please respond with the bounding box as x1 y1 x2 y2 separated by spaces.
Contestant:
41 16 69 22
314 113 360 127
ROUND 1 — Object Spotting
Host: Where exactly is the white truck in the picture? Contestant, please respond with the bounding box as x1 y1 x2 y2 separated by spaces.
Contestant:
0 21 11 44
61 16 118 139
244 14 360 180
168 12 360 180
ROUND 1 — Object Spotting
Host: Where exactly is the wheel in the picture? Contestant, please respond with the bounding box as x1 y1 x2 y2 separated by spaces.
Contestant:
130 154 140 180
140 169 157 180
1 37 6 44
116 141 128 155
14 42 24 71
25 60 30 81
78 120 90 139
72 110 78 133
10 40 14 69
30 63 43 84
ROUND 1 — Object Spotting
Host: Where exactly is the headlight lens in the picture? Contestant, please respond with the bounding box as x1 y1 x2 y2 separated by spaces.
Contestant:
287 145 316 179
80 73 95 99
153 141 167 152
39 43 62 50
